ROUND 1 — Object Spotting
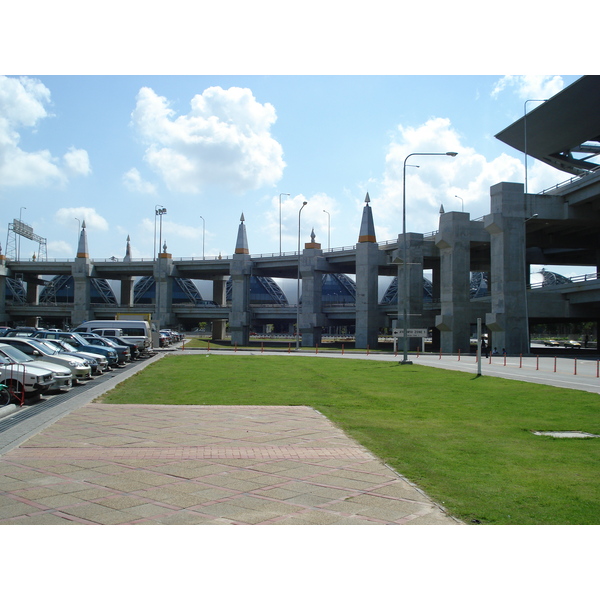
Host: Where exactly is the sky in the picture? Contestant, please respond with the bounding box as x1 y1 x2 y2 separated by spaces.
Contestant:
1 4 598 287
1 74 591 273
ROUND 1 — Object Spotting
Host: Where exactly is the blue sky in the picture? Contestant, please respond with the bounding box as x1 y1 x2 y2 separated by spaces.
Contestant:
1 4 597 283
0 74 588 274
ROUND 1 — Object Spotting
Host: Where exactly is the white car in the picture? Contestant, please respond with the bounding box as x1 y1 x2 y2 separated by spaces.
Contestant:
0 344 72 392
0 343 56 397
0 337 91 383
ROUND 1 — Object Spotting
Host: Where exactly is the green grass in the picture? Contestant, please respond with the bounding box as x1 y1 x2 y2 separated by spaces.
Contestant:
100 354 600 525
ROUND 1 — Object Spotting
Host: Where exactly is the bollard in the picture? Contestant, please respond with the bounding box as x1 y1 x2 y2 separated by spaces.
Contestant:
458 349 461 361
288 343 291 353
342 344 345 355
597 360 599 378
207 341 210 353
536 355 539 370
439 348 442 360
315 344 318 354
554 357 557 373
417 346 420 358
367 345 370 356
235 343 238 353
261 341 264 354
519 354 522 369
503 354 506 366
574 358 577 376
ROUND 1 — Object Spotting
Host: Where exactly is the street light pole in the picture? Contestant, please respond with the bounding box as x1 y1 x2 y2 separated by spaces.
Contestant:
296 201 307 350
400 152 458 364
523 213 538 355
279 193 290 255
154 204 164 259
323 210 330 251
156 206 167 257
199 215 205 259
455 195 464 212
524 99 547 195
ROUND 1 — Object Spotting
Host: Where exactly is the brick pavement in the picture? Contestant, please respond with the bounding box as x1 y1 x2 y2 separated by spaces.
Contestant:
0 404 460 525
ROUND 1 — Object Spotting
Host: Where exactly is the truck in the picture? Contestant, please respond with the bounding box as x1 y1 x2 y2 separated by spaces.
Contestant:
71 320 154 350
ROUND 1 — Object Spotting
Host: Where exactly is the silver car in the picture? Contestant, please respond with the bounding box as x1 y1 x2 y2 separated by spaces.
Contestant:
0 344 55 397
0 344 72 392
0 337 91 383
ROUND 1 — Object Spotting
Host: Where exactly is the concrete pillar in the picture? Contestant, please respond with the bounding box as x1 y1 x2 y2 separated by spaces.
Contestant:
71 257 93 326
229 257 252 346
435 212 471 354
212 276 228 341
355 242 380 349
484 182 529 355
0 253 8 324
154 248 174 329
120 277 135 307
299 239 327 347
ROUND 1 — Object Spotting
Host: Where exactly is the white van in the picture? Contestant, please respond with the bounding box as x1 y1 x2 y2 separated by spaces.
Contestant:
72 320 154 350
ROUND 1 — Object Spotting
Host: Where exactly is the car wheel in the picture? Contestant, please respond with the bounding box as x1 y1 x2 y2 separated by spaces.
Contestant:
0 387 11 407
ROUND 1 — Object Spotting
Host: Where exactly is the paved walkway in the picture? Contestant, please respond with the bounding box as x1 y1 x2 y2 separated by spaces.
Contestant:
0 402 458 525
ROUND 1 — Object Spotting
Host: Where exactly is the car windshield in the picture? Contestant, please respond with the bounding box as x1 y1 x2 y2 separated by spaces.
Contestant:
32 340 60 355
68 333 89 345
56 340 78 352
0 345 34 363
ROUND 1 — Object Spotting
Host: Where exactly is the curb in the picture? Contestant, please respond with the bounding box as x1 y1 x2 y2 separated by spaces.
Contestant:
0 404 18 420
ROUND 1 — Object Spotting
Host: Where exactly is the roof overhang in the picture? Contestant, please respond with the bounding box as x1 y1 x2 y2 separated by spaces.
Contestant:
495 75 600 175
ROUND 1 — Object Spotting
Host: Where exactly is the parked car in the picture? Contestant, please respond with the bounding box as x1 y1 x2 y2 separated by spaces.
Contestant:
0 343 72 392
32 331 119 366
41 338 109 375
0 337 91 383
77 333 131 364
0 343 55 398
564 340 582 348
102 336 141 360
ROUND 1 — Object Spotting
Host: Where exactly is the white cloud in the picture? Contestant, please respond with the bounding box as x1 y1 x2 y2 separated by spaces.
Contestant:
63 147 91 176
491 75 564 101
377 117 524 238
122 167 157 194
55 207 109 231
130 86 285 194
0 76 91 188
47 239 72 258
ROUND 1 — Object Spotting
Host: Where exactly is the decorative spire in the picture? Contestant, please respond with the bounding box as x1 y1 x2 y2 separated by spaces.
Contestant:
124 235 132 262
439 204 445 214
235 213 249 255
358 192 376 243
76 220 89 258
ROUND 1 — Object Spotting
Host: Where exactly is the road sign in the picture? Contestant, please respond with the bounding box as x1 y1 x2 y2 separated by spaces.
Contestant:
393 328 428 338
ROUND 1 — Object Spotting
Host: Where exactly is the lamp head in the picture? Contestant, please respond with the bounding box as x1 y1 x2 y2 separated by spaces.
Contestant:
446 152 458 157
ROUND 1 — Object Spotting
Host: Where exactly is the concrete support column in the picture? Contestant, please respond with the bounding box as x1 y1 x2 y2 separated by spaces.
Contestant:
435 212 471 354
71 257 93 326
355 242 380 349
0 255 8 324
154 251 174 329
212 276 228 341
120 276 135 307
229 257 252 346
299 245 327 347
484 182 529 355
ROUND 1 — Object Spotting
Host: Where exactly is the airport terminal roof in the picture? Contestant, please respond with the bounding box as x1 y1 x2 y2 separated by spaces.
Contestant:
495 75 600 175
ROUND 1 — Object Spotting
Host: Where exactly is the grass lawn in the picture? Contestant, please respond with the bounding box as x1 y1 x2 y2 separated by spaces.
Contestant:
100 354 600 525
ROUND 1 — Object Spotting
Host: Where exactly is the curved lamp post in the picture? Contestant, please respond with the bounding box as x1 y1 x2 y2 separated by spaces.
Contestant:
296 201 307 350
400 152 458 364
323 210 330 251
199 215 205 259
279 193 290 255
